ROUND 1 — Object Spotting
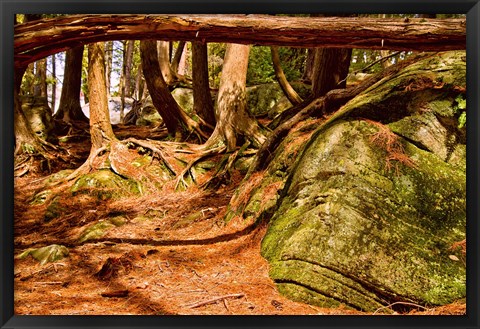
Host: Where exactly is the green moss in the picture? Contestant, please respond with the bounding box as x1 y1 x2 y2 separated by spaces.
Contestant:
71 169 141 200
30 190 52 205
17 244 69 265
44 196 66 222
262 120 465 311
78 220 116 243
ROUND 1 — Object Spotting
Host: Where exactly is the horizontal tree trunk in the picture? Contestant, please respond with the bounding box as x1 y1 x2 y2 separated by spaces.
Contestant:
14 14 465 68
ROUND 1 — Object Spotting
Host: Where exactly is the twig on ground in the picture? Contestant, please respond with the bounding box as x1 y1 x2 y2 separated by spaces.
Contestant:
372 301 429 315
187 293 245 309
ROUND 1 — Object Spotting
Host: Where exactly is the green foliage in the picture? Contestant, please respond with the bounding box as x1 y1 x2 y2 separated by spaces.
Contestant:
247 46 306 86
247 46 275 85
207 43 226 89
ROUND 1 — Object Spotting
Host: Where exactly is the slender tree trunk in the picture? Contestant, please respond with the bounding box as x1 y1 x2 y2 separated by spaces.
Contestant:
192 41 215 126
204 43 265 151
134 63 144 100
33 58 48 98
55 46 88 123
105 41 113 97
51 54 56 112
87 42 117 150
271 46 303 105
124 40 135 97
171 41 186 75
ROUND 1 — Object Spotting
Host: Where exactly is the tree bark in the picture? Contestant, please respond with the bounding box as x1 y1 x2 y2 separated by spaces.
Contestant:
157 41 176 86
33 58 48 98
55 46 88 123
302 48 315 83
204 43 265 151
105 41 113 96
124 40 135 97
270 46 303 105
51 54 56 112
312 48 352 97
14 15 466 68
87 42 117 150
192 41 215 127
140 40 204 139
171 41 186 75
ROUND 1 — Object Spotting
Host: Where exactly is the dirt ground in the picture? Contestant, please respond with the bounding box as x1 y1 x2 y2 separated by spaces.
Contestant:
13 125 466 316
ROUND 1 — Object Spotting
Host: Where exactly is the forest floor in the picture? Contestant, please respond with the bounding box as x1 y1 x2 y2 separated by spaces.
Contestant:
13 125 466 316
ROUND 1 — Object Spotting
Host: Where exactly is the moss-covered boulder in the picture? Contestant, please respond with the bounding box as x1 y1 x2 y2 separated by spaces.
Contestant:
259 51 466 312
17 244 69 265
71 169 142 200
246 83 292 117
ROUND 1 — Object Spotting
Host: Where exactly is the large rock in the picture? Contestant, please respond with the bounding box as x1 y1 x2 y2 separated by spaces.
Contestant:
258 51 466 311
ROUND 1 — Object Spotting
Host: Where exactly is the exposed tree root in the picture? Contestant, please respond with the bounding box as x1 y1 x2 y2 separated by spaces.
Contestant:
174 145 227 190
123 137 178 176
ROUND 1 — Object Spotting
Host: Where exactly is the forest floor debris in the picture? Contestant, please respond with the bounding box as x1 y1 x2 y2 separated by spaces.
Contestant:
13 125 466 316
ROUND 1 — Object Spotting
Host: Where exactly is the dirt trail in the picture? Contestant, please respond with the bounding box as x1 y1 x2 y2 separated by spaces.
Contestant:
13 126 465 316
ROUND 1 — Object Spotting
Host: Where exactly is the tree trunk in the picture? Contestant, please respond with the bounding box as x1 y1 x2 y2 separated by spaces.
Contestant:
204 43 265 151
192 41 215 127
302 48 315 83
87 42 117 150
312 48 352 97
157 41 176 86
171 41 186 75
14 67 40 154
105 41 113 96
51 54 56 112
140 40 205 140
124 40 135 97
134 63 144 100
33 58 48 98
271 46 303 105
14 15 466 68
55 46 88 123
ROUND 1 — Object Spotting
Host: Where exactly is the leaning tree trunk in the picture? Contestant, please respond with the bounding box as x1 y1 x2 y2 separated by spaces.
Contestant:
140 40 207 140
14 15 466 68
204 43 265 152
192 41 215 127
270 46 303 105
171 41 186 75
55 46 89 123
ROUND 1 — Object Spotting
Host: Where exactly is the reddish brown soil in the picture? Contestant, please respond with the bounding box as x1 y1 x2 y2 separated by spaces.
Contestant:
13 125 466 316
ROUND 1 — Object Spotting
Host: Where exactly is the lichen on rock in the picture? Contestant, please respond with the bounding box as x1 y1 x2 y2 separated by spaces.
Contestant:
257 51 466 311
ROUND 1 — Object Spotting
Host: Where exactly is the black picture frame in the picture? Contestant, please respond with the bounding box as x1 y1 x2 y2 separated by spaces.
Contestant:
1 1 479 328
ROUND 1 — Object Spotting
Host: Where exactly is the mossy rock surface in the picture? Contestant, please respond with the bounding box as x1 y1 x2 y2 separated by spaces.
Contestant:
18 244 69 265
71 169 141 200
259 51 466 311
